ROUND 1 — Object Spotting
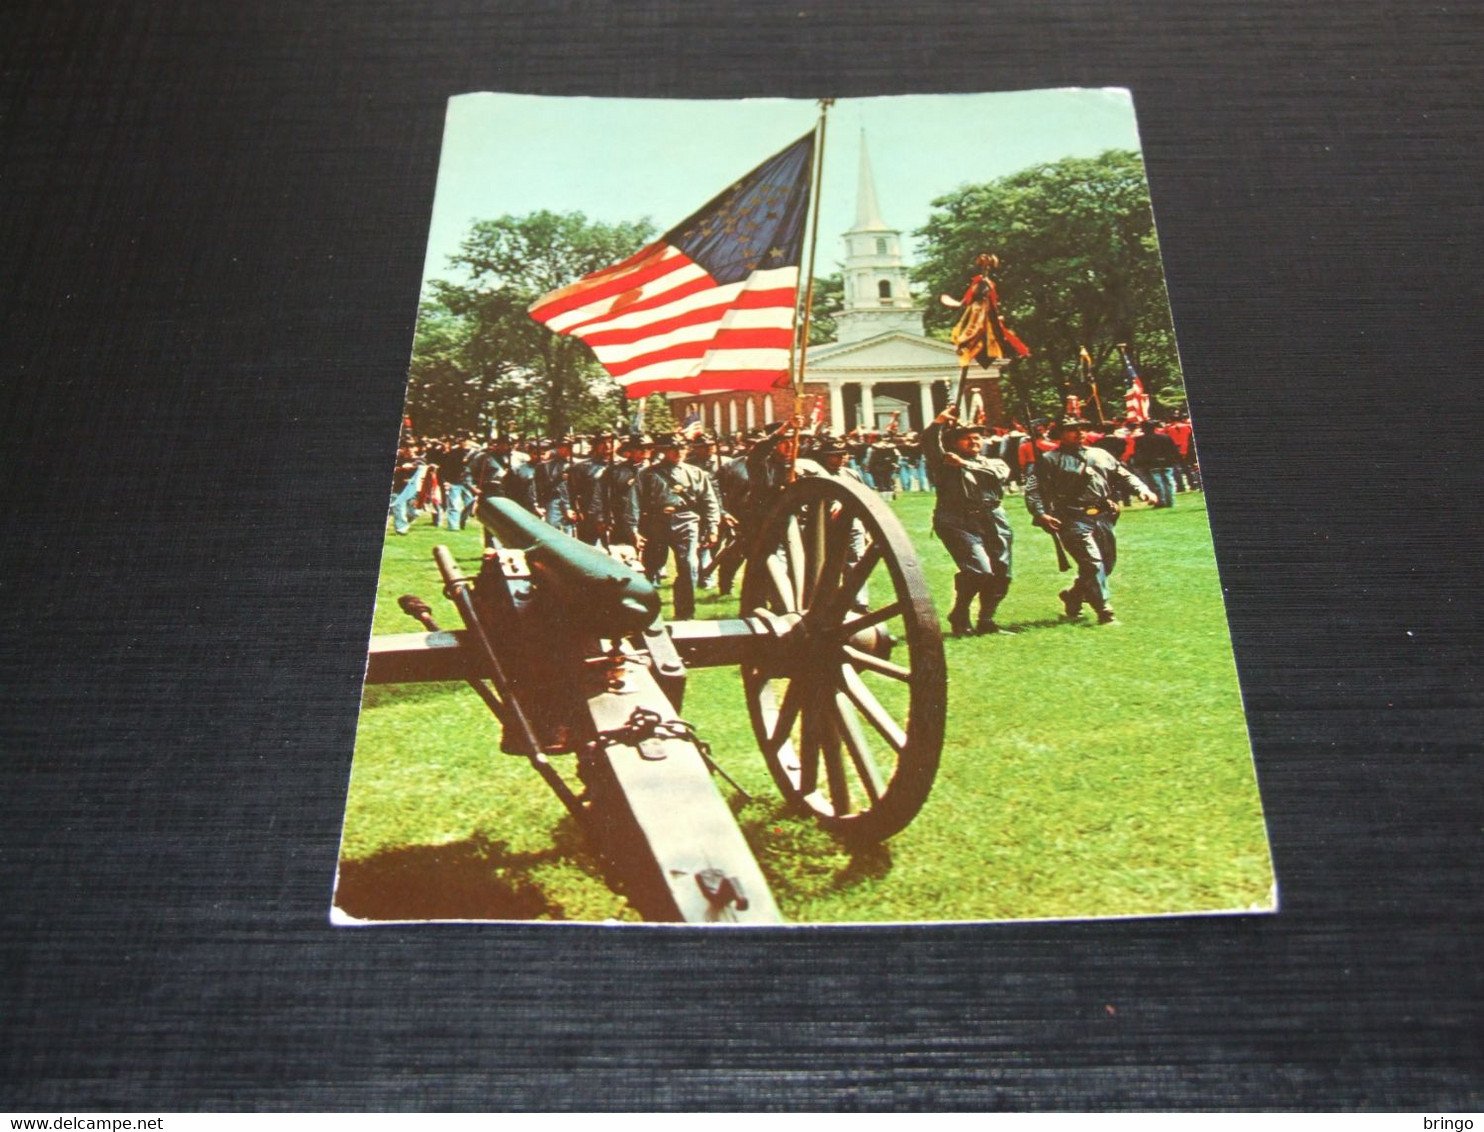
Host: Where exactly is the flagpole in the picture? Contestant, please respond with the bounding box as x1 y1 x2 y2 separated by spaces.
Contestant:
789 97 833 481
1081 345 1106 424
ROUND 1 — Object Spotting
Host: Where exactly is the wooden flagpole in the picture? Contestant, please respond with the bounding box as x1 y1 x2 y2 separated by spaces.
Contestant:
788 97 833 481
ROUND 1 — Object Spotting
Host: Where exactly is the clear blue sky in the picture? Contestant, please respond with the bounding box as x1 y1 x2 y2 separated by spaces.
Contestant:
420 90 1144 287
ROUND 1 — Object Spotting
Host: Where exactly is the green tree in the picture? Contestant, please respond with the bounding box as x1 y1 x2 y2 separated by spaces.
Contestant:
640 394 678 435
418 210 656 436
805 272 843 346
405 297 482 436
913 150 1184 420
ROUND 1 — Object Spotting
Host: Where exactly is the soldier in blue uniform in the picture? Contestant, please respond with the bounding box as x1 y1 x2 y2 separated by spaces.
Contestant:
465 434 535 548
605 434 651 549
1025 415 1157 625
637 434 720 621
533 436 575 534
922 408 1016 635
569 431 614 544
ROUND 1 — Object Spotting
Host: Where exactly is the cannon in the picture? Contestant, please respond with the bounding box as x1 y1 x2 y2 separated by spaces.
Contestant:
364 474 947 924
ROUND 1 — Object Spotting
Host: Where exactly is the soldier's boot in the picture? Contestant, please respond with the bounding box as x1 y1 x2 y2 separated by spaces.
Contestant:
1096 607 1118 625
946 573 975 637
976 577 1014 635
1058 587 1083 620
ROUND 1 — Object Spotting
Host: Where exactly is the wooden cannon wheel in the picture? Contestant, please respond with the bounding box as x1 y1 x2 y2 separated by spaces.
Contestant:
739 474 948 842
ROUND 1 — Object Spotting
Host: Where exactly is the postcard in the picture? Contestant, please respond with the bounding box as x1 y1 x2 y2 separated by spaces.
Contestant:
332 91 1275 925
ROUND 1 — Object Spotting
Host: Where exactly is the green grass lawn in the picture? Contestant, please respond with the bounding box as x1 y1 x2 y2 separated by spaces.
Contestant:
335 489 1275 924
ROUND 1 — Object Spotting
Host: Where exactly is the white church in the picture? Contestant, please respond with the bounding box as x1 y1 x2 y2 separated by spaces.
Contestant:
671 132 1008 436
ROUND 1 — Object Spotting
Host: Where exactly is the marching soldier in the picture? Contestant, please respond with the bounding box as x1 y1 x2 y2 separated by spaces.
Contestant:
464 434 535 547
865 433 901 498
744 418 822 514
605 433 651 549
569 431 614 544
809 434 866 486
533 436 575 534
923 407 1016 635
703 433 758 596
1025 415 1157 625
637 435 720 621
685 434 722 584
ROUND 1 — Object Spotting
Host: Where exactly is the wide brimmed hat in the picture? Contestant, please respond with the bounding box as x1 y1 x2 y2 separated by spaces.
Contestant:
812 436 851 456
651 433 685 450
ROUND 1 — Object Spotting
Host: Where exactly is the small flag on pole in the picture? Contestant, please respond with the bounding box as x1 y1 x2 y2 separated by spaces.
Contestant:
808 395 825 428
529 132 816 399
1120 345 1150 421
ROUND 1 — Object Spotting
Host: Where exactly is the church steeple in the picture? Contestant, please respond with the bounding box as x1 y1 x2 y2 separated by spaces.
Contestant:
853 130 887 231
834 129 921 345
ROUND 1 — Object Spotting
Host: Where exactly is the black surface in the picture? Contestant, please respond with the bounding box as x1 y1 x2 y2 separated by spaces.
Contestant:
3 0 1481 1111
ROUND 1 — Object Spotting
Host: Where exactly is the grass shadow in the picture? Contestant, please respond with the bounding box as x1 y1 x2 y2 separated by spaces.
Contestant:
335 829 576 921
833 840 894 888
1006 616 1091 633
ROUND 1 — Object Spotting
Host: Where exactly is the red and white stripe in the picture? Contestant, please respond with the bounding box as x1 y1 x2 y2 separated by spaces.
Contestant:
529 243 798 398
1125 377 1150 422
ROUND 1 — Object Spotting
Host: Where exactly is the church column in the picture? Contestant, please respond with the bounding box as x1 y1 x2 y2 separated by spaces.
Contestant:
918 379 936 429
859 380 876 432
829 382 845 433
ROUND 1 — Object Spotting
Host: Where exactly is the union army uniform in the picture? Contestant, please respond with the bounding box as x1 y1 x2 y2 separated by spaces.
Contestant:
703 449 754 595
684 438 723 583
533 442 574 534
464 440 532 548
568 438 613 545
637 441 720 620
1025 418 1154 624
604 437 650 548
922 418 1015 634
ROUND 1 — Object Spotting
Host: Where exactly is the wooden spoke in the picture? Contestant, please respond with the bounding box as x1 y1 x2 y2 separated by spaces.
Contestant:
839 663 908 754
762 679 801 756
838 600 905 639
833 690 884 804
763 552 798 614
796 687 820 796
813 541 882 625
785 513 806 610
803 501 829 605
842 644 912 682
817 706 851 817
811 506 855 611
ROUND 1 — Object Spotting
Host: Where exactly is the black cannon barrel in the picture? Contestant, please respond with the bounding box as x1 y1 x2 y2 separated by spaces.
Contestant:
477 497 661 637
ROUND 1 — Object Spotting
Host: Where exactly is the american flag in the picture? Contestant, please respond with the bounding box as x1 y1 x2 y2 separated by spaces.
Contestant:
1121 349 1150 421
528 132 815 399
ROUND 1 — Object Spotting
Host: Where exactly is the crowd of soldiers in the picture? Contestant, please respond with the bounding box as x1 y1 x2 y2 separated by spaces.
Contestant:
388 410 1201 632
390 424 871 621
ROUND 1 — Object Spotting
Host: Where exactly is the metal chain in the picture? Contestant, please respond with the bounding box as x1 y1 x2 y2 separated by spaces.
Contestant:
586 707 751 802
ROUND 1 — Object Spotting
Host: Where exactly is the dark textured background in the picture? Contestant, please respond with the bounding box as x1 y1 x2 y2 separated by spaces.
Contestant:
3 0 1481 1111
